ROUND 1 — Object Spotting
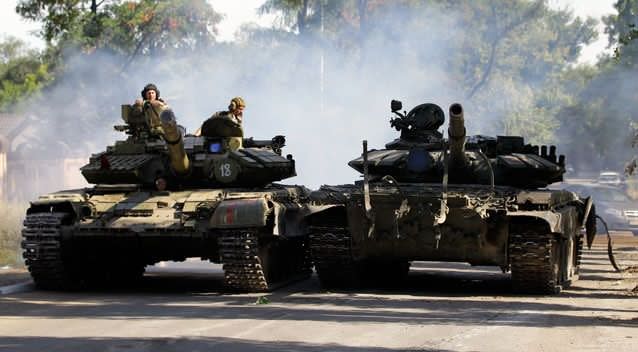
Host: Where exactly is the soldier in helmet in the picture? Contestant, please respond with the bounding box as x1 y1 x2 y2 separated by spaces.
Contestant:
135 83 167 106
193 97 246 151
227 96 246 125
211 96 245 125
133 83 168 132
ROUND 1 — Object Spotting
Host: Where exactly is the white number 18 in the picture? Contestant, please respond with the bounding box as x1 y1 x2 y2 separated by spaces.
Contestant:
220 163 232 177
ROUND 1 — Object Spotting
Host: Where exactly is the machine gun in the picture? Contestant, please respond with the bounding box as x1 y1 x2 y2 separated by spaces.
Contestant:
243 135 286 155
388 100 445 143
115 103 166 140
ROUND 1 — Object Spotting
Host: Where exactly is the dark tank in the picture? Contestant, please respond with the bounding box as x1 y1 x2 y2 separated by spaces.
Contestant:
22 102 311 292
307 101 597 294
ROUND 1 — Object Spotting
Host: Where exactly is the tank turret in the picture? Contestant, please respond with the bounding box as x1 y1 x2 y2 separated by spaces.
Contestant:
348 100 565 188
80 103 296 189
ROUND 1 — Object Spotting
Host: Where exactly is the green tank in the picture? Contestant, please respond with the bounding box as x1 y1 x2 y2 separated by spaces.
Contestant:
21 103 311 291
307 101 597 294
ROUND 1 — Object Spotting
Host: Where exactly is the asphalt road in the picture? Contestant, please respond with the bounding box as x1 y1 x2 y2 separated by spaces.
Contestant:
0 238 636 352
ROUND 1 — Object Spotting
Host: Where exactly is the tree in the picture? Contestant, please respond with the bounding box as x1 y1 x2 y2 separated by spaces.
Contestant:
0 37 51 112
556 0 638 173
257 0 388 50
259 0 314 37
17 0 222 58
604 0 638 64
101 0 222 64
253 0 597 144
8 0 223 159
16 0 117 43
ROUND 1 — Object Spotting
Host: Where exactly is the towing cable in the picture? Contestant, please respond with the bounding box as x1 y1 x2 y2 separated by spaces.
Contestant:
597 215 638 273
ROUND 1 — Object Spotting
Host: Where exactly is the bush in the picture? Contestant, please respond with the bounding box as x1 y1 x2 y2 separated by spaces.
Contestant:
0 203 27 267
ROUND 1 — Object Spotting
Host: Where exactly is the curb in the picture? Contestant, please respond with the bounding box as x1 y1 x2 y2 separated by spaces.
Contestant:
0 281 35 295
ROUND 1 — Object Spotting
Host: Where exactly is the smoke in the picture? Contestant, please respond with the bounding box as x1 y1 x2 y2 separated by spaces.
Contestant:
554 61 638 175
11 1 604 195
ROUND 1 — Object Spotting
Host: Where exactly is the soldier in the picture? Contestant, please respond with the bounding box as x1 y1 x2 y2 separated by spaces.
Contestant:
135 83 166 106
228 96 246 125
195 97 246 150
133 83 168 132
211 96 245 126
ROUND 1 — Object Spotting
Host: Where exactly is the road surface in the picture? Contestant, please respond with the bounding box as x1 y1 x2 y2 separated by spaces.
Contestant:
0 238 636 352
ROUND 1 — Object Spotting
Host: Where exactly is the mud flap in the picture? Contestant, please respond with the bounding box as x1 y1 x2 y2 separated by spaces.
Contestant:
362 140 375 238
584 200 596 249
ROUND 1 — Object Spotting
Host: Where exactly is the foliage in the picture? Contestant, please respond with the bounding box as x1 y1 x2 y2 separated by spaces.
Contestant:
17 0 222 57
16 0 84 43
0 203 27 266
554 0 638 173
4 0 223 159
0 37 52 112
601 0 638 174
98 0 221 56
436 0 596 142
604 0 638 64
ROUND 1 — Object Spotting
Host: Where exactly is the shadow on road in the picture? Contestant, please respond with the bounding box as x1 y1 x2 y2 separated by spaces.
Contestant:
0 335 456 352
1 269 636 329
1 243 635 331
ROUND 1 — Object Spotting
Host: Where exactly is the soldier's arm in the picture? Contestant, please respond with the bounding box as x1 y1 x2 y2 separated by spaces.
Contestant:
132 99 144 114
149 100 166 109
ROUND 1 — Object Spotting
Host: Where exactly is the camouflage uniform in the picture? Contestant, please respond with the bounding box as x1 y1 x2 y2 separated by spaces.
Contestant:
132 83 168 133
209 110 243 127
197 97 246 150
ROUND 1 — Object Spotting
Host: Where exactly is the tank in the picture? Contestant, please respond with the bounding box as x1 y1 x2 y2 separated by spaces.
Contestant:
21 102 311 291
307 101 597 294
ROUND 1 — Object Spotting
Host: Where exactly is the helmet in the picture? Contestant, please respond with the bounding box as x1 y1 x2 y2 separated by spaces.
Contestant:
141 83 160 99
228 97 246 111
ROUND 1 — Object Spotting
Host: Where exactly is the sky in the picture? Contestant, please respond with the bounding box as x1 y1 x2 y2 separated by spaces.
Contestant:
0 0 618 64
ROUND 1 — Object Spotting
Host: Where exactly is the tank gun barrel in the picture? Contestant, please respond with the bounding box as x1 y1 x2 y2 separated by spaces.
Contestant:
448 103 468 168
159 109 190 175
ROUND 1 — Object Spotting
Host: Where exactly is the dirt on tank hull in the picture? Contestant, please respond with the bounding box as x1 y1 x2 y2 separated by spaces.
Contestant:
307 102 595 294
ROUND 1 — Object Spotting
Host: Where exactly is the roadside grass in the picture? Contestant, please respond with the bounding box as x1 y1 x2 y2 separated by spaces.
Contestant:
0 203 27 267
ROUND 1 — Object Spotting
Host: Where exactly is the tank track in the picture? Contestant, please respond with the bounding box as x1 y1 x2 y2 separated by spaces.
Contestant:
218 232 311 292
21 212 75 290
309 226 361 288
509 231 560 294
574 235 584 268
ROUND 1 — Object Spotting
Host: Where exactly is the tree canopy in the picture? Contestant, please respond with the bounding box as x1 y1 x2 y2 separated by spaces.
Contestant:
0 36 51 112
